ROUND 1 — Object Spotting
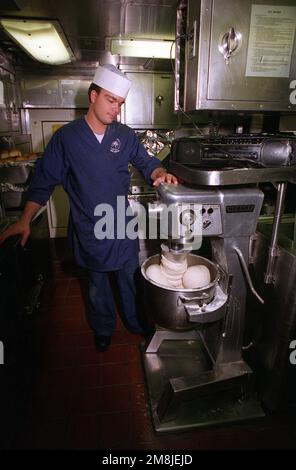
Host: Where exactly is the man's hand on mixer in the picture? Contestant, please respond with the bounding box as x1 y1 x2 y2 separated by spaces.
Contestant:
151 167 179 187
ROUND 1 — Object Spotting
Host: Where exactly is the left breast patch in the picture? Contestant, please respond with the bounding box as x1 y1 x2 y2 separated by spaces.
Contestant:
110 138 121 154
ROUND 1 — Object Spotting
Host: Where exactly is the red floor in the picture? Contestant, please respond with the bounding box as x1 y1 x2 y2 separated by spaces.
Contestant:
12 258 296 450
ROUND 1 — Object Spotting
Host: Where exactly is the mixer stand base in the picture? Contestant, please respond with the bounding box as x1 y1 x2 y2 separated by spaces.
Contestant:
141 339 265 433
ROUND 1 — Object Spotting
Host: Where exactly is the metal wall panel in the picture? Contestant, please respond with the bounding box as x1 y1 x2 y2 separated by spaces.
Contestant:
124 73 154 126
124 72 178 128
20 78 90 108
0 73 20 134
154 74 177 126
60 79 90 108
21 78 60 107
248 227 296 410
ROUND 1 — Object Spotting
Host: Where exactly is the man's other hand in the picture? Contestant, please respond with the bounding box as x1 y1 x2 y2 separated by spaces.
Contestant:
0 220 30 247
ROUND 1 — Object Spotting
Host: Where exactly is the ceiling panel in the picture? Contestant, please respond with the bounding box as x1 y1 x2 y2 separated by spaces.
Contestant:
0 0 178 70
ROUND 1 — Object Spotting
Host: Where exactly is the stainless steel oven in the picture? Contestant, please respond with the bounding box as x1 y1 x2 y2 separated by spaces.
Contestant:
176 0 296 112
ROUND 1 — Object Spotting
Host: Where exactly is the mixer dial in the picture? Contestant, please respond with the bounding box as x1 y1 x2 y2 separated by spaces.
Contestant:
201 205 222 235
179 209 196 229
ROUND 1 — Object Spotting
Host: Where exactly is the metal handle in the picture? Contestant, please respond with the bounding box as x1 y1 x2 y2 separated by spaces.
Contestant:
249 235 257 265
234 246 264 304
155 95 164 105
181 285 228 324
264 182 287 284
178 292 210 306
218 27 242 64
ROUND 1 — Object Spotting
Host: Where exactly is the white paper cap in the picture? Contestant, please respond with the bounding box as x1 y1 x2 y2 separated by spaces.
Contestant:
92 64 131 99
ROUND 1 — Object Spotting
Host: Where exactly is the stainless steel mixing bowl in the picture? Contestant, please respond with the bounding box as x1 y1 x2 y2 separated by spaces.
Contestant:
141 253 220 330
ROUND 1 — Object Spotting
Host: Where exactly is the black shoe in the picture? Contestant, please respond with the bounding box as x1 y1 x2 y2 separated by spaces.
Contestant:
94 335 111 352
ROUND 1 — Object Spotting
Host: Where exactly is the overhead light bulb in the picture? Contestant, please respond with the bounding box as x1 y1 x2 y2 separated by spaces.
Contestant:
109 38 175 59
0 18 75 65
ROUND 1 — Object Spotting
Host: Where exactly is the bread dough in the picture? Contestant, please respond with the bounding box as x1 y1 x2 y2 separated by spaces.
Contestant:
182 265 211 289
146 264 171 287
146 253 211 290
160 253 187 288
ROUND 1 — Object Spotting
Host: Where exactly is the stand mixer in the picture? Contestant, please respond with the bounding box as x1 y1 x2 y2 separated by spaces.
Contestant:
141 183 266 431
141 133 296 432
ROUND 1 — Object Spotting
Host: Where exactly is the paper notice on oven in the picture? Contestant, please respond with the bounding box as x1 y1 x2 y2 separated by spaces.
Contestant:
245 4 296 77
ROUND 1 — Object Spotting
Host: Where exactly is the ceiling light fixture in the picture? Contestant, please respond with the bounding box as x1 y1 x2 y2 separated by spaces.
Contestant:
0 18 75 65
109 38 175 59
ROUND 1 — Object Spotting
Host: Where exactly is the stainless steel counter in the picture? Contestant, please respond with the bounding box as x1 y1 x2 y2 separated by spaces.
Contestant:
170 161 296 186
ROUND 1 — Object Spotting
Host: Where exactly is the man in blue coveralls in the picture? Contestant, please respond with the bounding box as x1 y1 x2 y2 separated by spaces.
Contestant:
0 64 178 351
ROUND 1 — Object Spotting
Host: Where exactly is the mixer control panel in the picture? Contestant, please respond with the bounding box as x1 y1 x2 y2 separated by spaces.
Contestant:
201 204 222 236
176 203 202 239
